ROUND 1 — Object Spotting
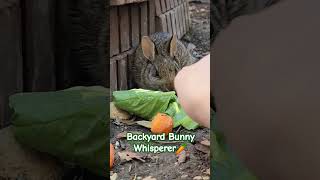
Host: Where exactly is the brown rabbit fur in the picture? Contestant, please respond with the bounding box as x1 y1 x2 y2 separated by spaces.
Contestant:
132 32 196 91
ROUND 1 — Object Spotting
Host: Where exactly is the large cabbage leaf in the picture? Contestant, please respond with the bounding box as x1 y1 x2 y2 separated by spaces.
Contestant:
113 89 199 130
9 86 108 177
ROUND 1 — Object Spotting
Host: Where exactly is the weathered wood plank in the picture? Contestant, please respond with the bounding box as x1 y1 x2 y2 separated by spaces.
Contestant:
166 13 172 36
179 5 184 37
169 0 175 9
183 1 189 31
170 10 177 36
186 0 191 29
119 5 130 52
156 14 167 32
24 0 56 91
110 0 147 6
140 2 148 36
174 0 178 7
110 48 135 62
56 0 108 88
148 0 155 34
110 61 118 92
127 54 135 89
110 7 120 56
180 3 186 35
160 0 166 13
117 57 128 90
166 0 171 10
175 7 181 38
131 5 140 47
155 0 162 16
0 0 23 127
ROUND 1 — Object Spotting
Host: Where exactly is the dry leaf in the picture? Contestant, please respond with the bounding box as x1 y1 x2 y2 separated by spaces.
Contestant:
194 144 210 154
200 139 210 147
177 150 187 164
181 174 189 179
135 121 151 128
116 118 136 125
118 151 145 162
142 176 157 180
110 102 131 120
110 173 118 180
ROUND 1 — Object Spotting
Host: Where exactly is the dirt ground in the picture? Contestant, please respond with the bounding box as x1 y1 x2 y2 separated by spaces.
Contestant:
182 1 210 60
110 2 210 180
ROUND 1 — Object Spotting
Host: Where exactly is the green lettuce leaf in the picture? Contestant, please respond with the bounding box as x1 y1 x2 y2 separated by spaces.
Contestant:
9 86 108 177
113 89 176 120
113 89 199 130
166 101 199 130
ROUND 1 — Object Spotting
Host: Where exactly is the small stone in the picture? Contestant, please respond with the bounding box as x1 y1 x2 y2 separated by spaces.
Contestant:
181 174 189 179
115 141 120 149
193 176 202 180
187 43 196 51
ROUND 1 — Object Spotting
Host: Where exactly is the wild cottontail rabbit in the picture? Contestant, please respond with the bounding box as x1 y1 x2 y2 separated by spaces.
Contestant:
132 32 196 91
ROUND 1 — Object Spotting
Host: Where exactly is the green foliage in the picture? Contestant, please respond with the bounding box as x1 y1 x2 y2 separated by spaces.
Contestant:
9 86 108 177
113 89 199 130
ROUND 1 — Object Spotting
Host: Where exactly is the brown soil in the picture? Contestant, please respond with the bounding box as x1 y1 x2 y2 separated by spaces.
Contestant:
110 121 210 180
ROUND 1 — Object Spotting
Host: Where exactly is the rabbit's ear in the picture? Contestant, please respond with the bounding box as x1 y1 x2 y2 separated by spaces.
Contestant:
170 34 178 57
141 36 155 61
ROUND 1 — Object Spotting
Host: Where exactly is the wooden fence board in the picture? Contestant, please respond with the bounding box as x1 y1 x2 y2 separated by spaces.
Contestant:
55 0 73 89
119 5 130 52
110 61 118 93
180 3 186 35
110 7 119 56
131 5 140 47
64 0 108 87
118 57 128 90
148 0 155 34
186 1 191 27
174 0 178 7
169 0 175 9
160 0 166 13
178 5 184 38
166 0 171 10
24 0 56 91
156 14 167 32
127 54 135 89
111 0 147 6
175 7 181 38
170 11 177 35
183 1 189 31
0 1 23 127
166 13 172 36
155 0 162 16
140 2 148 36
